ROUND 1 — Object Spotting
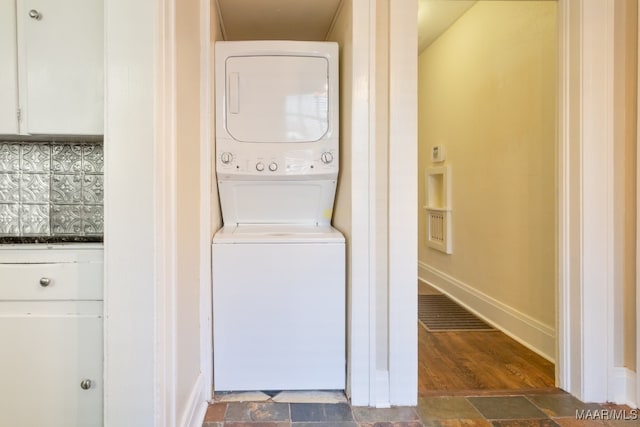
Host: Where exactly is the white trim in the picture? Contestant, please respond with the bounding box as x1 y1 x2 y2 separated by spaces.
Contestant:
611 368 638 408
179 374 209 427
387 0 418 407
557 0 617 404
367 0 380 409
374 370 391 408
154 0 178 424
199 0 213 404
348 0 374 406
419 262 556 363
579 0 615 403
104 0 164 423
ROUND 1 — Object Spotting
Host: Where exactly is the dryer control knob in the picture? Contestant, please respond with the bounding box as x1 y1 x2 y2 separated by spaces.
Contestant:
220 152 233 164
321 152 334 164
269 162 278 172
255 162 265 172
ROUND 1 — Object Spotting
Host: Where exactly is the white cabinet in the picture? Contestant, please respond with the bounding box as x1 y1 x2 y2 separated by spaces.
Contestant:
0 0 103 135
0 0 19 134
0 246 103 427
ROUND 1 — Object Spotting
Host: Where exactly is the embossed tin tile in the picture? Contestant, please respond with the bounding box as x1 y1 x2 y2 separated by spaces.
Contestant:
20 204 50 235
82 205 103 235
82 174 104 204
51 174 82 204
21 144 50 172
0 203 20 235
0 141 103 238
20 173 50 203
52 144 82 173
0 173 20 203
0 143 20 172
51 205 82 235
83 144 104 173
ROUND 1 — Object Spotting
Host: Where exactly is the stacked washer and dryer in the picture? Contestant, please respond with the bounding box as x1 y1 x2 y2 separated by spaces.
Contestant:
212 41 345 391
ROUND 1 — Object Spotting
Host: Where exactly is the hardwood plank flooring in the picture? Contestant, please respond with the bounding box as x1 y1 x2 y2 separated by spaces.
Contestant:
418 283 555 396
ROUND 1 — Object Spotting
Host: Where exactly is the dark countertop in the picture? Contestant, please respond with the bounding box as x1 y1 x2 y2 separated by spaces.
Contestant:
0 236 103 244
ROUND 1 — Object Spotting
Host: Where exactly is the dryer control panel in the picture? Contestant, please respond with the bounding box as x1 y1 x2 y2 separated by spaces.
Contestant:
216 139 339 180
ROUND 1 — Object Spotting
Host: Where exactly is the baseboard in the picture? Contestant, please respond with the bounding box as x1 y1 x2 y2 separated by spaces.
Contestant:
418 261 556 362
180 373 209 427
611 367 637 408
375 370 391 408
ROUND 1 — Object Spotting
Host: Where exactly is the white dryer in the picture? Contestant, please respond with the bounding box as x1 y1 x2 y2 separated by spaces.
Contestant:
212 41 345 391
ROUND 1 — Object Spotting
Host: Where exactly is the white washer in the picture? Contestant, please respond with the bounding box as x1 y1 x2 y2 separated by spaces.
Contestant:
212 41 345 391
213 224 345 391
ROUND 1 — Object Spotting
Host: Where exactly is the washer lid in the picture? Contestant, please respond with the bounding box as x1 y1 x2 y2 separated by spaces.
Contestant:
213 224 345 244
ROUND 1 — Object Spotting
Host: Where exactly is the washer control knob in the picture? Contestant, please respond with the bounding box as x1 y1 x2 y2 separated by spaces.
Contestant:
269 162 278 172
255 162 265 172
321 152 334 164
220 152 233 164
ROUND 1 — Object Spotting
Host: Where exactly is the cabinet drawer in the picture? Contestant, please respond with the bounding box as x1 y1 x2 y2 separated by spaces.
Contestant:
0 262 103 300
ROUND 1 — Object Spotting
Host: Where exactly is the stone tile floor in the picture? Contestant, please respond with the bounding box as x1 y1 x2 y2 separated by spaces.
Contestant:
202 390 640 426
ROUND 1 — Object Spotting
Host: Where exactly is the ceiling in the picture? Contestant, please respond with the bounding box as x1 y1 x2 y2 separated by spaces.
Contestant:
216 0 343 41
215 0 475 52
418 0 476 53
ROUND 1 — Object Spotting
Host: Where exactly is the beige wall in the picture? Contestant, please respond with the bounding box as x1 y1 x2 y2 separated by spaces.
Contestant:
211 1 223 229
328 1 353 248
326 0 355 396
176 0 202 420
418 1 557 335
613 0 637 371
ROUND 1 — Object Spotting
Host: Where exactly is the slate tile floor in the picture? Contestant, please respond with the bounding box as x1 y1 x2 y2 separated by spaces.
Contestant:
202 390 639 426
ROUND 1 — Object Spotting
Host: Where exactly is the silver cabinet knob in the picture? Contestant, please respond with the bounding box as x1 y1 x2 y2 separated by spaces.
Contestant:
39 277 51 287
80 379 92 390
28 9 42 20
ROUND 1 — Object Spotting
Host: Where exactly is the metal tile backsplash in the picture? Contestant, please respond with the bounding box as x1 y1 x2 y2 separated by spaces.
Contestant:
0 141 103 237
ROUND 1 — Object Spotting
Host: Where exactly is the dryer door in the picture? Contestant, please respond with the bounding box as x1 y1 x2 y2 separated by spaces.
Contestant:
225 55 329 143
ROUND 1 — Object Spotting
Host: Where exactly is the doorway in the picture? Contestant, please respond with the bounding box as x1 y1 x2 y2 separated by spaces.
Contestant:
416 0 558 394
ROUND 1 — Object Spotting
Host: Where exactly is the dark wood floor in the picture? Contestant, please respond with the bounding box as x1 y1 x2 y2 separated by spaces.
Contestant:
418 283 555 396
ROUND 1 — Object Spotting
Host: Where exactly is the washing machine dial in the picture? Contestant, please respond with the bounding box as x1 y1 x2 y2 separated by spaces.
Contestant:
269 162 278 172
255 162 265 172
220 152 233 164
321 152 334 164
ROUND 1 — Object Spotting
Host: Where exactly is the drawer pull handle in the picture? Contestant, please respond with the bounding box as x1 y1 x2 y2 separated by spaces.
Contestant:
80 379 92 390
39 277 51 287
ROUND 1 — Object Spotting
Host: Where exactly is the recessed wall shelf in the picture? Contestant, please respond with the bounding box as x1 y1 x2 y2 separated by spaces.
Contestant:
424 165 452 254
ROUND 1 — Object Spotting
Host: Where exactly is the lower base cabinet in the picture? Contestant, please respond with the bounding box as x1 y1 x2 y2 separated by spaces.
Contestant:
0 246 103 427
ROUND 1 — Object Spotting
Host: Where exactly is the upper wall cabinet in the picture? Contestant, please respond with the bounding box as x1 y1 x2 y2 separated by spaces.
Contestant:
0 0 104 136
0 1 19 134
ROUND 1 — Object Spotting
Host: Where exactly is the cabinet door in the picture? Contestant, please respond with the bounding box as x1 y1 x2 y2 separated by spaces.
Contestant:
0 0 19 134
0 309 103 427
17 0 103 135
